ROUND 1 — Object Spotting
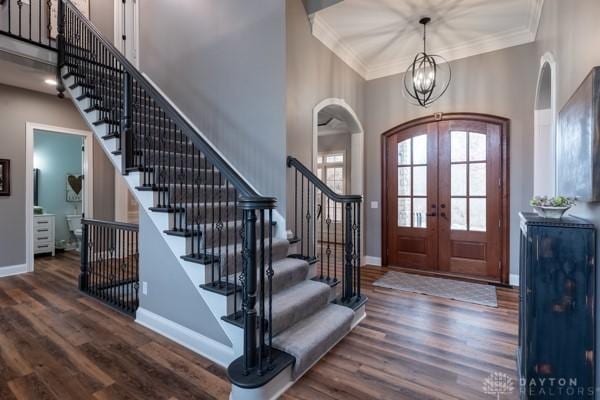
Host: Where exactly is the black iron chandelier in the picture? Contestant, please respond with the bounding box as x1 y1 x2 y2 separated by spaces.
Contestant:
403 17 451 107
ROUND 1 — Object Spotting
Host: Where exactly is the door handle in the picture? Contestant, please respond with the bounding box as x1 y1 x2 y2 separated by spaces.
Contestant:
426 212 437 217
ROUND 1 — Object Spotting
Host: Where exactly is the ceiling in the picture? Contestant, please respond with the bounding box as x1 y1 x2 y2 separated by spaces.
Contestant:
311 0 544 80
0 57 58 95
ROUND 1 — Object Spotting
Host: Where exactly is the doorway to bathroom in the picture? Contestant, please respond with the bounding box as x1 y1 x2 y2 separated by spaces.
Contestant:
25 123 94 272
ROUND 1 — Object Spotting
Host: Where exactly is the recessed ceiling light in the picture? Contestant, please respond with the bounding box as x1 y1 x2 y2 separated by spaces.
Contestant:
44 79 57 86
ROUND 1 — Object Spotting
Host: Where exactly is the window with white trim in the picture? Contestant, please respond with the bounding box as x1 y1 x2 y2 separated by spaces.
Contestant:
318 151 345 221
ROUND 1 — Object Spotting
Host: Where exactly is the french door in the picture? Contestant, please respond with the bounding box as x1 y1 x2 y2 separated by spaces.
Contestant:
383 114 509 283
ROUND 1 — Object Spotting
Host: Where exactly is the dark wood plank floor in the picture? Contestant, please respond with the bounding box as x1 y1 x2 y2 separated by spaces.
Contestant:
0 252 518 399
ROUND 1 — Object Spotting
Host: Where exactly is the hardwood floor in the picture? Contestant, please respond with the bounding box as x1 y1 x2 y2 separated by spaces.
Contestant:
0 251 518 399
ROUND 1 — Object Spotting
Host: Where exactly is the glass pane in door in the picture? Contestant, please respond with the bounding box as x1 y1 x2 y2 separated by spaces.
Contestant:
450 130 487 231
397 135 428 228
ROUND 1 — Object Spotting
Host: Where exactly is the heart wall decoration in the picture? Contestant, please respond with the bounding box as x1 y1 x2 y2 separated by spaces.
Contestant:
66 174 83 202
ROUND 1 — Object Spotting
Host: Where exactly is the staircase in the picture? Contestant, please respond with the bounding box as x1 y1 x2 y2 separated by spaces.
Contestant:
56 1 366 398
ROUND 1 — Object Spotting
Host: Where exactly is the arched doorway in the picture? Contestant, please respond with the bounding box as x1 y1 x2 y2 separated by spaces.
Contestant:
534 53 557 196
312 98 365 262
381 113 509 284
312 98 364 197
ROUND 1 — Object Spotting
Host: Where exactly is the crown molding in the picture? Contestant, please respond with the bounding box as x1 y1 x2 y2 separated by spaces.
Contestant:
311 13 368 77
312 0 545 81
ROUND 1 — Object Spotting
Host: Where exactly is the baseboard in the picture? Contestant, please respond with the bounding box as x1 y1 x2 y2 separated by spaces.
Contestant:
363 256 382 266
0 264 28 278
135 307 235 367
509 274 519 286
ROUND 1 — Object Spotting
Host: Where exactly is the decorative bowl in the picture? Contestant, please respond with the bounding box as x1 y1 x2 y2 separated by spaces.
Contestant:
533 205 571 219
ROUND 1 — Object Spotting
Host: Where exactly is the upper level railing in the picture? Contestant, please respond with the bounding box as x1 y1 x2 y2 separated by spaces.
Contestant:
0 0 57 50
57 0 282 385
287 156 365 308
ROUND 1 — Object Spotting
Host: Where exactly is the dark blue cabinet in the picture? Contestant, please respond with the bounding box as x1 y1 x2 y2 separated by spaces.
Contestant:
518 212 596 399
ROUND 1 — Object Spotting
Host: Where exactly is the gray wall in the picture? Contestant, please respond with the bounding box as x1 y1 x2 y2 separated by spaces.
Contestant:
0 84 114 268
138 210 231 346
364 43 539 275
138 0 287 213
286 0 365 223
90 0 114 42
533 0 600 388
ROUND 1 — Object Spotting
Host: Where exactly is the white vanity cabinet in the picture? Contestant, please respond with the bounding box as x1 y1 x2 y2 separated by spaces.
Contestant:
34 214 55 256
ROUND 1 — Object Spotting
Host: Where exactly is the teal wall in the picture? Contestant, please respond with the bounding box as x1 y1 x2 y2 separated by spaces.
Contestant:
34 130 83 244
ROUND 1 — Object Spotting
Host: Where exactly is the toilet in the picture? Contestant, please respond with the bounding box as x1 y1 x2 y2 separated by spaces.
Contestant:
66 215 83 252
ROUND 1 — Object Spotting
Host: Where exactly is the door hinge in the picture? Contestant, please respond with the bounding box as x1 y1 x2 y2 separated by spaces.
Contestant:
498 261 502 271
122 35 127 41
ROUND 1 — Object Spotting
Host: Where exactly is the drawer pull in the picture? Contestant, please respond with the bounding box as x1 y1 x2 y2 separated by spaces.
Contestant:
38 237 49 240
37 221 49 224
37 229 49 232
39 245 48 248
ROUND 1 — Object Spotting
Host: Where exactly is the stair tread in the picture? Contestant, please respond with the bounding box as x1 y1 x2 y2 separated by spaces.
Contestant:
269 280 330 337
182 238 290 266
273 303 354 379
207 257 309 296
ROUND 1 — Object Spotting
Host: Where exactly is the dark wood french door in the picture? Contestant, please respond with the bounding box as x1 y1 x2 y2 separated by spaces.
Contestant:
382 114 509 283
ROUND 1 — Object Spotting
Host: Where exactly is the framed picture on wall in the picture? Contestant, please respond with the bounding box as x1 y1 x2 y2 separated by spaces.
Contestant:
66 174 83 202
50 0 90 38
0 159 10 196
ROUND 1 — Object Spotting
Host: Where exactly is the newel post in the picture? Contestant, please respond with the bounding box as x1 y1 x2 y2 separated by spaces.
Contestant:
79 221 89 291
121 72 133 173
56 0 66 98
241 204 258 373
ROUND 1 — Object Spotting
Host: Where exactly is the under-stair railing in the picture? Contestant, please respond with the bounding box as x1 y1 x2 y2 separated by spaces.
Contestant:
79 219 139 316
287 156 366 308
0 0 57 50
58 0 287 386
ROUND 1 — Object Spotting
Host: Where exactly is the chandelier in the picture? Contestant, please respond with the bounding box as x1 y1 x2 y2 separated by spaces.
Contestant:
403 17 451 107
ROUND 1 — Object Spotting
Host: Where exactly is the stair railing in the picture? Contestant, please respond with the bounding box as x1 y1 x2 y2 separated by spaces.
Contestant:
58 0 289 387
0 0 57 50
287 156 365 308
80 219 139 316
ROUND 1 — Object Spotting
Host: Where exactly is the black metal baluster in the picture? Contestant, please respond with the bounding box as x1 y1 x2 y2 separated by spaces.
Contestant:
211 163 216 285
320 191 324 280
38 0 41 44
294 169 298 239
267 209 273 365
233 195 238 318
326 198 331 281
344 202 353 301
225 180 230 290
300 176 304 256
306 180 311 260
258 209 265 374
334 200 337 283
313 182 317 261
29 0 32 41
17 0 22 37
8 0 12 34
217 173 223 288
